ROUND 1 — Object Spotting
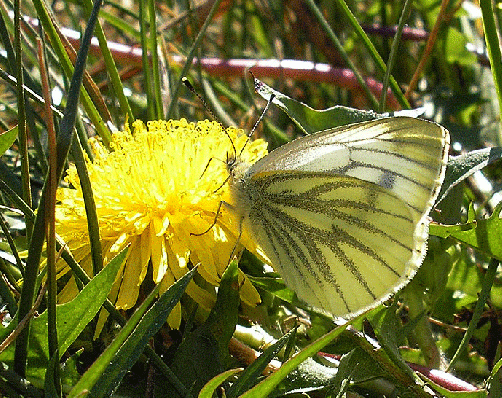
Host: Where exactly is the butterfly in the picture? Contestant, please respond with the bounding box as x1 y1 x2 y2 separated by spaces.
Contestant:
227 116 449 319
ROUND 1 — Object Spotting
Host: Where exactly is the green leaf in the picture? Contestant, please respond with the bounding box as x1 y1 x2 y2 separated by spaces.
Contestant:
60 349 83 389
371 307 416 381
0 126 17 155
69 266 197 398
0 247 126 383
328 350 358 396
254 78 423 134
445 249 485 300
437 147 502 203
248 275 297 304
430 202 502 261
409 237 454 309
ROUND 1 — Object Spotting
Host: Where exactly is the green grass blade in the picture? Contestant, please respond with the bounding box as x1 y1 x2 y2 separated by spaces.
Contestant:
69 267 197 398
81 0 133 121
333 0 410 109
0 248 126 382
480 0 502 134
166 0 225 119
304 0 379 110
448 259 499 371
31 0 111 144
13 0 105 376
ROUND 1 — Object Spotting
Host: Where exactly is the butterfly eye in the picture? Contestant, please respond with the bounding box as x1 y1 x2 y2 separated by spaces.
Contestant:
226 150 238 170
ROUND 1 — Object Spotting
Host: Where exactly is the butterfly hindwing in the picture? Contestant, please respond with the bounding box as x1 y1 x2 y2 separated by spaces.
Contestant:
240 171 423 317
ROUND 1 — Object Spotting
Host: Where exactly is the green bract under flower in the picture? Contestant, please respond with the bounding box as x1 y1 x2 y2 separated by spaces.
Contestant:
55 119 268 328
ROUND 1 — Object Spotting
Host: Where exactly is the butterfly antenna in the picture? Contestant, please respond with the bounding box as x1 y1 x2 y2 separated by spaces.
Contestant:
182 77 218 121
239 93 276 157
183 77 239 162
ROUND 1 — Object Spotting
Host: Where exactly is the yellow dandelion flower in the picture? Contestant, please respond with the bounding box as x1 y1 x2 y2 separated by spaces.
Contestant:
55 119 268 328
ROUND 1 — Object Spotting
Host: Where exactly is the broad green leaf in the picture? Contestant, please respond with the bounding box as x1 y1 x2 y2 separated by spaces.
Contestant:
430 202 502 261
254 78 423 134
56 248 126 356
431 213 502 309
328 350 360 396
159 324 220 397
248 275 297 304
61 349 82 389
446 250 485 299
437 147 502 203
371 306 416 380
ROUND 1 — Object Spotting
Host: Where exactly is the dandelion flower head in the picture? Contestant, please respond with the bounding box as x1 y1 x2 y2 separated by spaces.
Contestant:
56 119 268 328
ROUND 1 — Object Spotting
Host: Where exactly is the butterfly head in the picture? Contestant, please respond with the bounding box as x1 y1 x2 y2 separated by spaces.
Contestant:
226 149 252 186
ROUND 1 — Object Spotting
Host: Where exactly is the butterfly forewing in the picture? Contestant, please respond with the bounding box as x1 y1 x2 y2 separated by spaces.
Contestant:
230 117 449 318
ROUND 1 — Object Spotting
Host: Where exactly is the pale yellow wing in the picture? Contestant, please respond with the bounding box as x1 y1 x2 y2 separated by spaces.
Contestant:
230 117 449 318
240 172 424 317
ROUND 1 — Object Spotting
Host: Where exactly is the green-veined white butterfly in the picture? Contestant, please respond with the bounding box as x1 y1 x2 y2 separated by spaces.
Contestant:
228 116 449 319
